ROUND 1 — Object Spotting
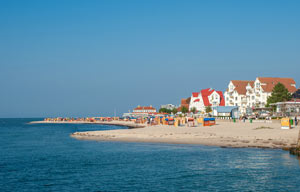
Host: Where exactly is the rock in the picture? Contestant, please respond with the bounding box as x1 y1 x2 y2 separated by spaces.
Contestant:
289 147 300 156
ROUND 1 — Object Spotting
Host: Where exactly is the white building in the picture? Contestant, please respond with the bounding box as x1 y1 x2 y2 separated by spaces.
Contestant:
224 80 255 114
189 88 225 112
160 104 178 110
224 77 297 114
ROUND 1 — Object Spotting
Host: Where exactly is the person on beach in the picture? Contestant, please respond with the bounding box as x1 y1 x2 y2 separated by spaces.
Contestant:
295 116 298 126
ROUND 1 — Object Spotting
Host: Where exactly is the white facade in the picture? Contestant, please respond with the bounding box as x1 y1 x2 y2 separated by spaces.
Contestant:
189 93 205 112
189 89 225 112
253 78 271 108
225 77 297 115
224 81 249 114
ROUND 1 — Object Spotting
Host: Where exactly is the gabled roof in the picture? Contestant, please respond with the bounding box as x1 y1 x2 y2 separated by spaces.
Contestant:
231 80 254 95
257 77 296 93
200 88 225 106
201 88 214 106
216 91 225 106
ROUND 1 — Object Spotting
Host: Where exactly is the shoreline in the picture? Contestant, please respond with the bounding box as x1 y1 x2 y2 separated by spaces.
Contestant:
30 120 299 149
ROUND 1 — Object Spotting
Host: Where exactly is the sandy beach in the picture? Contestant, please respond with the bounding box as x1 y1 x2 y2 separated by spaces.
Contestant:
68 121 300 149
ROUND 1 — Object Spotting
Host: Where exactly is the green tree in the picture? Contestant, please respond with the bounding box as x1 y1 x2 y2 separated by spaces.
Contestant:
190 107 197 114
172 108 178 114
181 106 188 114
159 108 171 114
266 83 292 107
205 106 212 113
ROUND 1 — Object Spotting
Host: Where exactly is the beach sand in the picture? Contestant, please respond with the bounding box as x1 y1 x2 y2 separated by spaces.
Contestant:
70 121 300 149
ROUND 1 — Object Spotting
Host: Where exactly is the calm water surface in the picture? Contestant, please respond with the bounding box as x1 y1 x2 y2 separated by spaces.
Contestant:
1 118 300 192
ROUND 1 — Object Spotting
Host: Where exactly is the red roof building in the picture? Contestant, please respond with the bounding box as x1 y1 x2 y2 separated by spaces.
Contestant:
189 88 225 112
133 105 157 113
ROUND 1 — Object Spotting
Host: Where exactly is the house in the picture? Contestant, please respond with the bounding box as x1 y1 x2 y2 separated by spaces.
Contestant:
160 104 178 110
189 88 225 112
224 80 255 114
212 106 239 119
253 77 297 108
177 97 190 112
133 105 157 114
224 77 297 115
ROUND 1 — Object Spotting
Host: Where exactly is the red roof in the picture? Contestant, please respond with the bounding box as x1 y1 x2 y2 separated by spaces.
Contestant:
201 88 214 106
200 88 225 106
231 80 254 95
192 92 199 97
217 91 225 106
258 77 296 93
134 106 156 110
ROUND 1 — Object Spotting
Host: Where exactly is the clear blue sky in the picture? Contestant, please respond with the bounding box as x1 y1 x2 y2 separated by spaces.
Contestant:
1 0 299 117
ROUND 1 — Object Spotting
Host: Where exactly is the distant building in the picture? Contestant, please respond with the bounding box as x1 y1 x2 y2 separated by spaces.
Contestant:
160 104 178 110
133 105 157 114
224 77 297 114
189 88 225 112
177 97 190 112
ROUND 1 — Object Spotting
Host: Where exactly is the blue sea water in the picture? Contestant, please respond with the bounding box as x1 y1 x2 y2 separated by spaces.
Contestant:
1 118 300 192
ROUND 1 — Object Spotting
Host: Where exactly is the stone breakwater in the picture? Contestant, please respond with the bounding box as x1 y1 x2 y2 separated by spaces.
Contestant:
29 120 146 129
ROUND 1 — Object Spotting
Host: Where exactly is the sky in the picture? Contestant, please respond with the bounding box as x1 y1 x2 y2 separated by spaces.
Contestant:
0 0 299 118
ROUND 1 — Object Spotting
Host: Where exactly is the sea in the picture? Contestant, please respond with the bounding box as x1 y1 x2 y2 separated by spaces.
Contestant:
1 118 300 192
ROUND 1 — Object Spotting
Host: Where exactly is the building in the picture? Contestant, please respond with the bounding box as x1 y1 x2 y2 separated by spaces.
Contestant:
224 80 255 114
132 105 157 114
270 99 300 117
212 106 239 119
224 77 297 115
189 88 225 112
160 104 178 110
253 77 296 107
177 97 190 112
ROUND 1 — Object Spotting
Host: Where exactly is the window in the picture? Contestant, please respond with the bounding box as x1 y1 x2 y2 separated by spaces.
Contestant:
235 97 237 101
252 96 255 100
256 82 260 87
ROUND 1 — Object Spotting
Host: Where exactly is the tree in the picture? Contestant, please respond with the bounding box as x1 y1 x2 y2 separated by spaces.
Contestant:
172 108 178 114
266 83 292 107
181 106 188 114
190 107 197 114
205 106 212 113
159 108 172 114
